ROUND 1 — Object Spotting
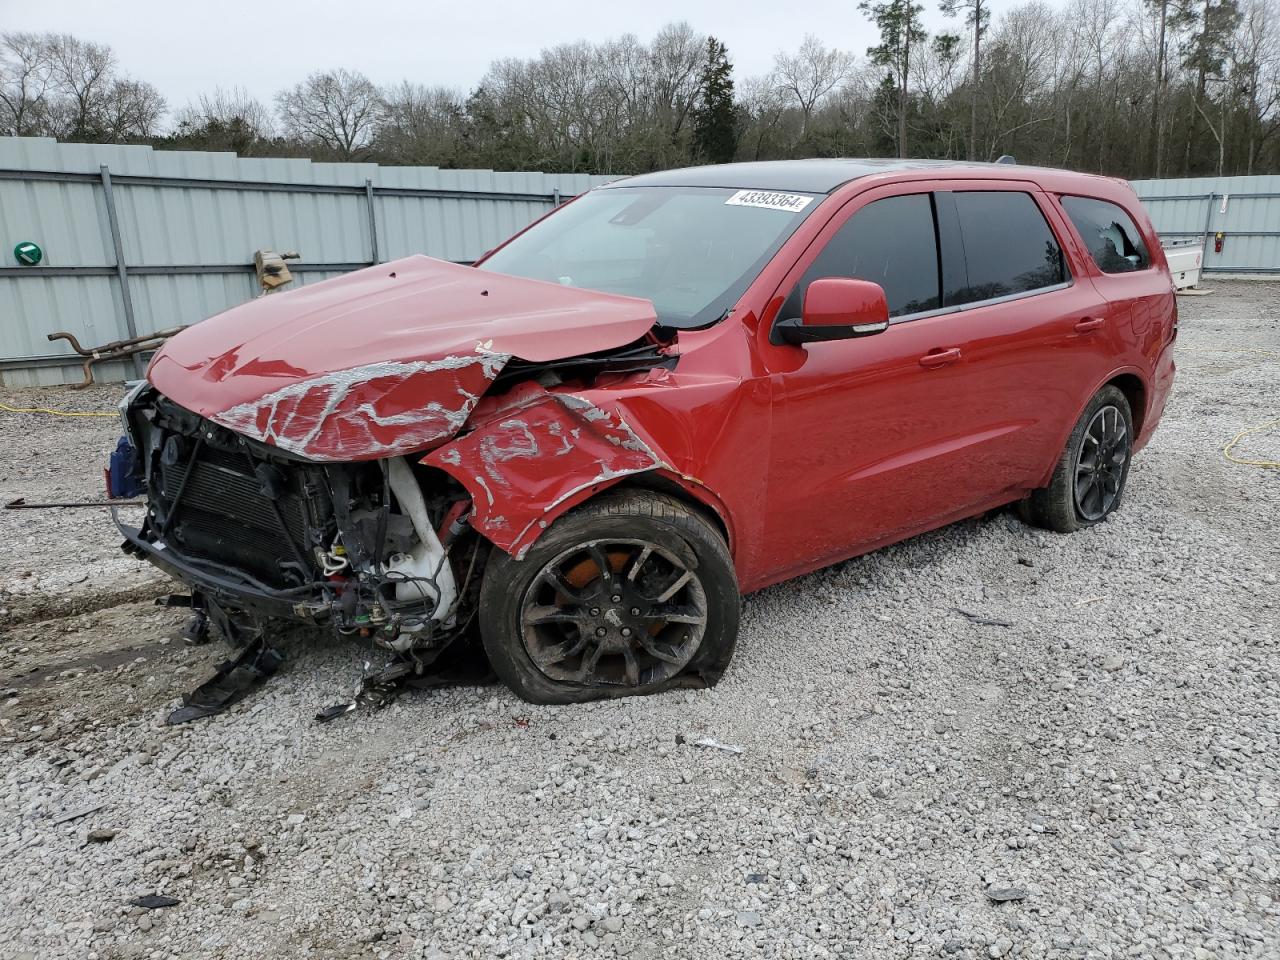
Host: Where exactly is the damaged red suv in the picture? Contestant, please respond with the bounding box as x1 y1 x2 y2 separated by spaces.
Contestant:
119 159 1176 705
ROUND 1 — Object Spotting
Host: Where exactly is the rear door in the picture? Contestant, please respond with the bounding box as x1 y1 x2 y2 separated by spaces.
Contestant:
932 185 1111 483
1056 193 1177 365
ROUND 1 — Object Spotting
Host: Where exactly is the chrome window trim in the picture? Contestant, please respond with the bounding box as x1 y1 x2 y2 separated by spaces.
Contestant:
887 279 1075 326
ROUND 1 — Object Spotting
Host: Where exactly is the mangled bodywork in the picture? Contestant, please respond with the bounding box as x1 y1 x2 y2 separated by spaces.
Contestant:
209 355 508 461
425 382 671 558
119 255 711 665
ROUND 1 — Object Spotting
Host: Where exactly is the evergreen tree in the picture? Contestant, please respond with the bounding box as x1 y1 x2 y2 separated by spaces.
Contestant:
1172 0 1243 173
859 0 929 158
692 37 738 164
939 0 991 160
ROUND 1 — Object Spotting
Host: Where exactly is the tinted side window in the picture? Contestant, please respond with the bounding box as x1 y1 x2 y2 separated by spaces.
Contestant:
1061 195 1150 273
948 191 1067 305
784 193 940 320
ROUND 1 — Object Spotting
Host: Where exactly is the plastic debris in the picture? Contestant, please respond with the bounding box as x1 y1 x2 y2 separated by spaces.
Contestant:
52 802 106 825
166 635 283 724
984 885 1030 903
130 894 181 909
952 607 1013 628
691 737 744 754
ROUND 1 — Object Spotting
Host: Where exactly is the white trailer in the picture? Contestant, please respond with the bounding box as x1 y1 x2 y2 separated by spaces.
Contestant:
1162 239 1205 290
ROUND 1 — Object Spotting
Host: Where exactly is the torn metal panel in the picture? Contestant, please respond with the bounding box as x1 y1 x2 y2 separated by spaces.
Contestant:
209 355 509 461
425 387 670 557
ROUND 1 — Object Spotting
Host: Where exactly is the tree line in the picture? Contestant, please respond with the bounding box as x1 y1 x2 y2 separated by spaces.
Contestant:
2 1 1278 181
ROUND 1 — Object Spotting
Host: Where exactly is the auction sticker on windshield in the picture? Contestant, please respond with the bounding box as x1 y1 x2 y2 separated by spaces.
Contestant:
725 190 814 213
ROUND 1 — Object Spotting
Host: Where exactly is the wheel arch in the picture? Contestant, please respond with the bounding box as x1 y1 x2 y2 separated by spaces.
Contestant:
1105 371 1147 437
1034 367 1149 489
473 467 734 563
594 470 734 553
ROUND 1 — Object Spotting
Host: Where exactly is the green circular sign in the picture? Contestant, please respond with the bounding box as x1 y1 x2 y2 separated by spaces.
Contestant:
14 241 43 266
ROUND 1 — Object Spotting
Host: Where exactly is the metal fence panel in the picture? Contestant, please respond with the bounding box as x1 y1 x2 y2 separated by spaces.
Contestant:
0 137 613 387
1131 174 1280 275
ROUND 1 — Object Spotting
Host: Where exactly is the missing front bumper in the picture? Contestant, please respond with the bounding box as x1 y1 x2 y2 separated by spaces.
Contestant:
116 513 329 622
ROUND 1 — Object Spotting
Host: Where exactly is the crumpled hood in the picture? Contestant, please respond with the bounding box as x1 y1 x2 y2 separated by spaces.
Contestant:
146 255 658 461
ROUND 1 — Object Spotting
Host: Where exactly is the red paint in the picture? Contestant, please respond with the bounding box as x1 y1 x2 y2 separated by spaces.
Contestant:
424 382 668 558
145 255 656 460
803 277 889 327
447 167 1175 592
151 164 1175 594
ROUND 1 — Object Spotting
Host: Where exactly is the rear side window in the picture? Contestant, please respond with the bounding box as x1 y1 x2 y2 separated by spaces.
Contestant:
947 191 1068 305
1061 195 1149 273
785 193 941 319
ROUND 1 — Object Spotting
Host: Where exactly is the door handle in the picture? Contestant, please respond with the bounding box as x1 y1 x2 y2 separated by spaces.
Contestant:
1074 317 1105 333
919 347 962 368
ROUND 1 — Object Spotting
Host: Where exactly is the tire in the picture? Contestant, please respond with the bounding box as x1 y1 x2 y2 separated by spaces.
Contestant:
1021 385 1134 533
478 489 740 704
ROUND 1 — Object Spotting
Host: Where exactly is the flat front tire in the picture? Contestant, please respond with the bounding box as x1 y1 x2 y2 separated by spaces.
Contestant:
1021 385 1134 533
478 489 740 704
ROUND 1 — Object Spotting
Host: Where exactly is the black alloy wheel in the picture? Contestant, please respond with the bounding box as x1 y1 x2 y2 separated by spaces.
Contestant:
519 539 707 687
1019 384 1135 533
478 489 739 704
1073 404 1130 521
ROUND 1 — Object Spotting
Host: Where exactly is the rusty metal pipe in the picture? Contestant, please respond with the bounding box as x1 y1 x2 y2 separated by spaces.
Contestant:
47 325 187 357
46 325 189 388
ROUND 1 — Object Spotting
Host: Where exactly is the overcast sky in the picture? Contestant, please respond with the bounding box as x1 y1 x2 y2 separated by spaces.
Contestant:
4 0 1028 114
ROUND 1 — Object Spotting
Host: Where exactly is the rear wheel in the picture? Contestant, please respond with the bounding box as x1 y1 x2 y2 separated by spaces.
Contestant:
478 490 739 704
1021 385 1133 533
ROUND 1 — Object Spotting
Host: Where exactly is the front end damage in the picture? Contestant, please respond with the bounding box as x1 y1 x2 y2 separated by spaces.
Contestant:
113 256 705 716
118 359 686 721
119 387 485 663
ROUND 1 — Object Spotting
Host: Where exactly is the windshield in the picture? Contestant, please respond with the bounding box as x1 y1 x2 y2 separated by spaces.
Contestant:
479 185 821 329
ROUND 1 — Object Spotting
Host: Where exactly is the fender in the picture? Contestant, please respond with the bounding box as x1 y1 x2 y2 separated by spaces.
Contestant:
1032 363 1151 488
424 382 698 559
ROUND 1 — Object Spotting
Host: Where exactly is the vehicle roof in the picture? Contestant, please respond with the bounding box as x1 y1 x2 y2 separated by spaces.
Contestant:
604 158 1118 195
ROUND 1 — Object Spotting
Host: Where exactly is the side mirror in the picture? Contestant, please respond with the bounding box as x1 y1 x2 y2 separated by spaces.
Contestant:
775 277 890 345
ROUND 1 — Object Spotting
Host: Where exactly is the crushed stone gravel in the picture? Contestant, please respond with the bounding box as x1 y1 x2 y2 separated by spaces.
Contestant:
1 281 1277 959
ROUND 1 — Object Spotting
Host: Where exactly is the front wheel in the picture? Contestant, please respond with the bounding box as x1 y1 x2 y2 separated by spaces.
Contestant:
1020 385 1134 533
478 489 740 704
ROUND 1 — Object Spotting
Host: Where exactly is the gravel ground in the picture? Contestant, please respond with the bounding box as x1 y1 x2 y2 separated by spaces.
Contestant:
2 282 1278 960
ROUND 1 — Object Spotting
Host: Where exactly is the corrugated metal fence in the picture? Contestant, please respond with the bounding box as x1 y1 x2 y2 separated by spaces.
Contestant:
4 141 1276 387
1131 174 1280 277
0 137 613 387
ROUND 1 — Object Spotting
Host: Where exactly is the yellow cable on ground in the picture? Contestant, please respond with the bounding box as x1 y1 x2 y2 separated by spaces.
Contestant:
1223 417 1280 470
0 402 116 418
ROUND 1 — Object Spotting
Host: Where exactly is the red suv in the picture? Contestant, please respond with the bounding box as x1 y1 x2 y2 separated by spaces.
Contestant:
120 159 1177 705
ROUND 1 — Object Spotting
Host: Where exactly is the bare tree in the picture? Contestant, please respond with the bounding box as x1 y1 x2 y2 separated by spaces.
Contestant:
1 32 165 141
646 22 706 165
99 78 166 139
377 82 466 165
45 33 116 140
982 2 1056 160
1232 0 1280 172
774 36 853 143
173 87 273 154
275 69 384 160
738 73 794 160
0 32 54 135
